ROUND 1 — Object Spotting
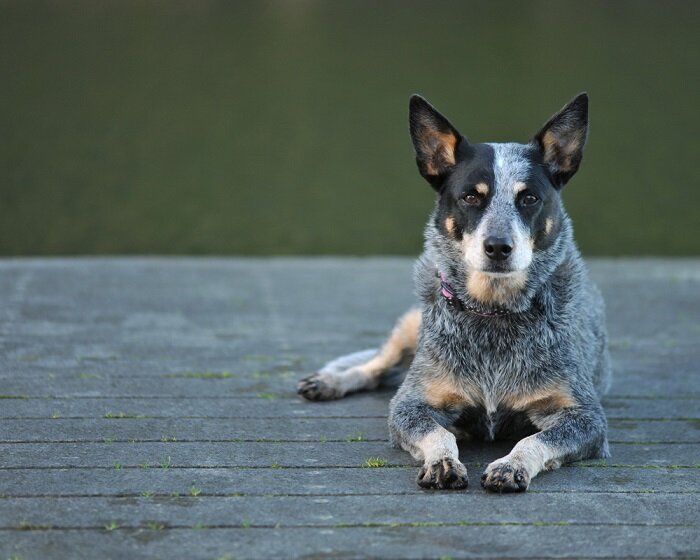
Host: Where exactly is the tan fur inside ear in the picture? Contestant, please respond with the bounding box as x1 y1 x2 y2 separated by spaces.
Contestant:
467 271 528 305
542 130 582 173
422 131 457 176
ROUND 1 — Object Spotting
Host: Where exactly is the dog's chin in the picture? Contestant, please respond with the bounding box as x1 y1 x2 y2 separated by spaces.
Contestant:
464 265 529 306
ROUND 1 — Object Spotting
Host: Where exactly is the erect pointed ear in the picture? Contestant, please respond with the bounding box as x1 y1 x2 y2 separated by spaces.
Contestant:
409 95 464 190
532 93 589 188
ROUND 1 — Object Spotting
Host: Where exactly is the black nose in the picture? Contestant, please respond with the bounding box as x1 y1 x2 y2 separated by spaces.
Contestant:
484 236 514 261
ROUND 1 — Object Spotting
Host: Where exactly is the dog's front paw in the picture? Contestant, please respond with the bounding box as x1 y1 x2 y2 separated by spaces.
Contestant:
480 459 530 493
416 457 468 490
297 373 343 401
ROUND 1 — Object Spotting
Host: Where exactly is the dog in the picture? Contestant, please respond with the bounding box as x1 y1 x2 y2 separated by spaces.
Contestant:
297 93 611 492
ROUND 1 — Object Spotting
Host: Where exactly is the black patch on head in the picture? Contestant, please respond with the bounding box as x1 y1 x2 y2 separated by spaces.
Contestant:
433 143 496 239
514 146 565 251
432 143 565 252
415 95 587 254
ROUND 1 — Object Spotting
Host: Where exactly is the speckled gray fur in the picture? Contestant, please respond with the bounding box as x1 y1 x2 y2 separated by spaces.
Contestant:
299 93 612 492
388 208 611 489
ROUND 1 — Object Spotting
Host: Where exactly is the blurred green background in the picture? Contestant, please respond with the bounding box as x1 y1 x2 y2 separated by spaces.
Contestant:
1 0 698 256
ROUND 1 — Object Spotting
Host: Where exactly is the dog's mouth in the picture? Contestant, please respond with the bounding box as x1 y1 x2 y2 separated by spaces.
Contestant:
472 263 525 276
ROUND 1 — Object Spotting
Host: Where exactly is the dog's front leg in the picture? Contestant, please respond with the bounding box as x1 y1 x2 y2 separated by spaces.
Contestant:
389 391 468 490
481 402 609 493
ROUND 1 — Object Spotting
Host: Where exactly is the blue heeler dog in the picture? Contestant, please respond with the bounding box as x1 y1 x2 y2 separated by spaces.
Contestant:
298 93 611 492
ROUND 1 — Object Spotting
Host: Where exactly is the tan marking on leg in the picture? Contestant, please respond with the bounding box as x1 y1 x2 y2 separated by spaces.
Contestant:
444 216 455 236
545 218 554 235
503 384 576 414
503 384 578 430
466 270 528 305
303 308 421 398
475 182 489 196
357 308 421 379
513 181 527 194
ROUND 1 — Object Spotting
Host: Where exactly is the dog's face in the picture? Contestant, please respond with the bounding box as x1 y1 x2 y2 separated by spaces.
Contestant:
409 94 588 282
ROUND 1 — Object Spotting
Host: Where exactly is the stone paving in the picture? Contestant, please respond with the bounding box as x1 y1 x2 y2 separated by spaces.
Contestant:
0 258 699 559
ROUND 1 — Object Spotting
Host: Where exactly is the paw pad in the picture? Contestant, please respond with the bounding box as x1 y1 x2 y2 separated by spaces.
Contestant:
296 374 341 401
480 461 529 493
416 457 468 490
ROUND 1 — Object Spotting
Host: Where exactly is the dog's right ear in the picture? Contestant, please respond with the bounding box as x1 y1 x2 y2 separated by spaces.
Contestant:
409 95 463 191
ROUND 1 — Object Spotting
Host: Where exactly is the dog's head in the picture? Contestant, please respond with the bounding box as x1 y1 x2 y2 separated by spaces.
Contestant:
409 93 588 305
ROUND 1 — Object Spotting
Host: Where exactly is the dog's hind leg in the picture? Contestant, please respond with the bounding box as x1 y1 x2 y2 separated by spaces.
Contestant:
297 307 421 401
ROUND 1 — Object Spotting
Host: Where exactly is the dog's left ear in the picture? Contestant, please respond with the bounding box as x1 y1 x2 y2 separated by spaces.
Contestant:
409 95 464 191
532 93 589 188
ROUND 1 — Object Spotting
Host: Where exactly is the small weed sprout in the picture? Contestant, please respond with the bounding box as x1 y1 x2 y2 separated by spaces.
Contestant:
104 520 120 531
363 457 388 468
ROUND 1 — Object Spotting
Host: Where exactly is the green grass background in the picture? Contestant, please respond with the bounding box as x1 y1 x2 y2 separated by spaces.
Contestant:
1 0 698 256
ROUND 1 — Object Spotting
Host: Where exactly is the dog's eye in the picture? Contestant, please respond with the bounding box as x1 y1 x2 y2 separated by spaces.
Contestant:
521 194 539 207
462 193 481 206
